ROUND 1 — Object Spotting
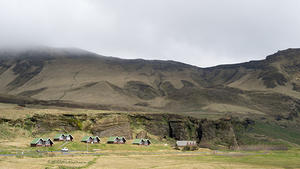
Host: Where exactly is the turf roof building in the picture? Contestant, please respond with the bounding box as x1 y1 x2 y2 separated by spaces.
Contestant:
132 139 151 146
81 136 93 143
30 138 43 147
53 134 73 141
92 136 100 143
107 136 126 144
30 138 54 147
81 136 100 144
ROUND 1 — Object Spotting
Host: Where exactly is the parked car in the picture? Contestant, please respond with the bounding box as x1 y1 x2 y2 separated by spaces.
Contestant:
61 147 69 152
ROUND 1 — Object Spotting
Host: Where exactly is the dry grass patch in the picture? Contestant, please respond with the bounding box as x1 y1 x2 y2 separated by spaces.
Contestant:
89 154 268 169
0 103 124 119
0 123 32 149
0 155 95 169
202 103 265 115
0 102 158 120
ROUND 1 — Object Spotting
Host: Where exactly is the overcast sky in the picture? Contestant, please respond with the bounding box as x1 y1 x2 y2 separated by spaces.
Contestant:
0 0 299 67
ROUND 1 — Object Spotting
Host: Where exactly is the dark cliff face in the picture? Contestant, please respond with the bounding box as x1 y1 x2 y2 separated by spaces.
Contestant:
0 113 253 148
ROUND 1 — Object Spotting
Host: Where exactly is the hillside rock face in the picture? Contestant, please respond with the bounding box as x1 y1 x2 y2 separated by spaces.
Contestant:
1 47 300 121
1 113 248 148
90 114 132 139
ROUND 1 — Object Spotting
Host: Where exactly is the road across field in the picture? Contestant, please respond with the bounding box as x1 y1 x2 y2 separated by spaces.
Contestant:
0 150 268 157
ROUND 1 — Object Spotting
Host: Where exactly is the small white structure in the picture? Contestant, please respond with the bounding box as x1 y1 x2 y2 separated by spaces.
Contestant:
176 141 197 147
66 135 71 141
61 147 69 152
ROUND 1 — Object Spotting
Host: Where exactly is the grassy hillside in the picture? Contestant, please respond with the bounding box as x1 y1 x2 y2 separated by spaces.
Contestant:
0 102 299 169
1 102 300 149
0 121 299 169
0 47 300 116
251 122 300 145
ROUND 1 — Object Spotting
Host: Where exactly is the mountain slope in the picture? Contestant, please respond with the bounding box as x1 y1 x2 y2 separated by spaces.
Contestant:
0 47 300 120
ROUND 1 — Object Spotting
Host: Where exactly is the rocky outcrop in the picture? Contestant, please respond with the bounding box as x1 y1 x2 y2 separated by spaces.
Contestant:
0 112 250 148
90 114 132 139
199 119 239 148
136 131 148 139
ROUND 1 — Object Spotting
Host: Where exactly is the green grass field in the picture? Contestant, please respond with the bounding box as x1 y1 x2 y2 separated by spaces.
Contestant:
252 121 300 145
0 132 300 168
0 124 299 169
0 148 299 169
181 148 300 169
1 103 300 168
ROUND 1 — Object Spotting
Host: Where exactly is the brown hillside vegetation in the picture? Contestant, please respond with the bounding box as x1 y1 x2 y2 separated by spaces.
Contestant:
0 47 299 120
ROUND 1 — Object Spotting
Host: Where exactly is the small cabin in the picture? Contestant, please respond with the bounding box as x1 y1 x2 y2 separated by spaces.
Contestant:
30 138 44 147
65 134 73 141
53 134 64 141
81 136 93 143
107 136 126 144
92 136 100 143
176 141 197 147
54 134 73 141
143 139 151 145
118 137 126 144
107 136 118 144
30 138 54 147
132 139 151 146
81 136 100 144
43 138 54 147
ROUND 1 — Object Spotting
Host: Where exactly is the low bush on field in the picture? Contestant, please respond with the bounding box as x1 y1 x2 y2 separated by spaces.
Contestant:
182 145 199 151
174 144 180 150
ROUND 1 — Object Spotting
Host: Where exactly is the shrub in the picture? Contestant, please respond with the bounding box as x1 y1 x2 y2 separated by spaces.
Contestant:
199 142 211 149
48 152 56 157
182 145 199 151
190 145 199 151
174 144 180 150
182 146 190 151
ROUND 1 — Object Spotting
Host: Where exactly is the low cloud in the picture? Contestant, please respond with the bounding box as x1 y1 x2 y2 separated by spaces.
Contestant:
0 0 299 67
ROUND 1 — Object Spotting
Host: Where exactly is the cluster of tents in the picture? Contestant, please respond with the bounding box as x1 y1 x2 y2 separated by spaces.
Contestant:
80 136 101 144
82 136 151 145
30 134 151 147
106 136 126 144
30 138 53 147
30 134 74 147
